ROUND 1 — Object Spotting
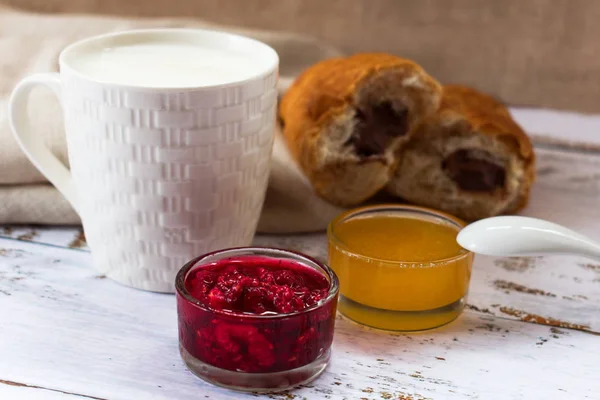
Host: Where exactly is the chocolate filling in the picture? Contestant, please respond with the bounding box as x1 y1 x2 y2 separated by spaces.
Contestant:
345 102 409 157
442 149 506 192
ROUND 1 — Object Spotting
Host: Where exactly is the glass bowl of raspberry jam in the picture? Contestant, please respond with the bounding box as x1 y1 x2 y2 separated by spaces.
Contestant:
176 247 340 392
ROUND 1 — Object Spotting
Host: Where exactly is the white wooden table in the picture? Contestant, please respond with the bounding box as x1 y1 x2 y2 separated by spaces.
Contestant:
1 108 600 400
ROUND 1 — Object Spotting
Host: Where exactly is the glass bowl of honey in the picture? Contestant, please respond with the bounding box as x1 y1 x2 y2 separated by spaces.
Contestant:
327 204 473 331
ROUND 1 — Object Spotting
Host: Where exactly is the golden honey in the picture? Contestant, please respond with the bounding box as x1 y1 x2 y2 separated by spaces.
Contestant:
327 205 473 331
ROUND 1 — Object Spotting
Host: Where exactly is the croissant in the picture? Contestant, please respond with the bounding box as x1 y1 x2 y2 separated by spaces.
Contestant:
279 53 442 206
386 85 535 220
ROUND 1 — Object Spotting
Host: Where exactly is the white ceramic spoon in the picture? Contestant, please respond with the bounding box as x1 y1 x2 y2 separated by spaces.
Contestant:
457 216 600 262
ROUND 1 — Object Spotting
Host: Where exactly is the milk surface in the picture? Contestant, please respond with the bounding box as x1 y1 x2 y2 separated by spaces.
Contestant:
70 42 262 87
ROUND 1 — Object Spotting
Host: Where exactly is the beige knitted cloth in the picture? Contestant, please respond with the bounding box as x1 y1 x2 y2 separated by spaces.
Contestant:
0 5 345 232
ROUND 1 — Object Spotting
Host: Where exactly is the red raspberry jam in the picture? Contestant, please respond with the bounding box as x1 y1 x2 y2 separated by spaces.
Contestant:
186 257 329 315
176 249 339 392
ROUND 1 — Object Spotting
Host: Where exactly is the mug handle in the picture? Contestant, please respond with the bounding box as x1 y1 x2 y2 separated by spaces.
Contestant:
8 73 79 213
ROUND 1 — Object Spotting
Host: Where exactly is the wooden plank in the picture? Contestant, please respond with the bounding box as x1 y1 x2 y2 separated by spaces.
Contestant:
0 226 86 250
510 107 600 147
0 238 598 400
0 380 105 400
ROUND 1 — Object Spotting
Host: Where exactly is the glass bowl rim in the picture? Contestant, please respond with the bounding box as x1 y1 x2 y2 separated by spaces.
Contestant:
175 246 340 319
327 204 473 265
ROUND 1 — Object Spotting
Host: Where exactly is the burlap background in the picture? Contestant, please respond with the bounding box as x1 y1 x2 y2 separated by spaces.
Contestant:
5 0 600 113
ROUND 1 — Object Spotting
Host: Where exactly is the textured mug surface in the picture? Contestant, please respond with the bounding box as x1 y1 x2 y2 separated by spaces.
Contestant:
8 29 279 292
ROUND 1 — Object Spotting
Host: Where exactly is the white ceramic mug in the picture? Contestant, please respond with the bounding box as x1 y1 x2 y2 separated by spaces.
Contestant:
8 29 279 292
